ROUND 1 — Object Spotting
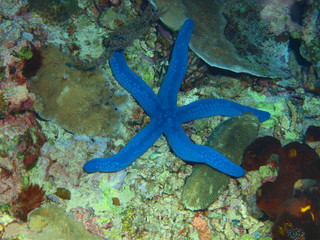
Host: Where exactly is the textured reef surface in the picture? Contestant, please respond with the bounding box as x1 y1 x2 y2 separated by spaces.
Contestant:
1 0 320 240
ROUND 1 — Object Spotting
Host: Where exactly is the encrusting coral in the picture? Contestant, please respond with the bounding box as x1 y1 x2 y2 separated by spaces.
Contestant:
28 44 128 139
26 205 104 240
150 0 290 78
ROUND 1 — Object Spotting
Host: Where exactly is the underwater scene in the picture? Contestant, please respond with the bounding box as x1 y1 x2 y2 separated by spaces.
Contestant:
0 0 320 239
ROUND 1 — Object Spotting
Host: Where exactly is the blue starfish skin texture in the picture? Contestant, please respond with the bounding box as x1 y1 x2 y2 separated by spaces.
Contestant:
84 19 270 177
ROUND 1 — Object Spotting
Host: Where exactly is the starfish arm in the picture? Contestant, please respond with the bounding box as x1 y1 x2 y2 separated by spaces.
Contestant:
84 120 163 173
177 99 270 123
110 51 161 117
158 19 194 107
165 125 245 177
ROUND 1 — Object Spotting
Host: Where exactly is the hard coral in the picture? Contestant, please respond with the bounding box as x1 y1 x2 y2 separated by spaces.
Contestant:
29 44 128 138
10 184 45 221
28 0 80 25
182 112 259 210
151 0 291 78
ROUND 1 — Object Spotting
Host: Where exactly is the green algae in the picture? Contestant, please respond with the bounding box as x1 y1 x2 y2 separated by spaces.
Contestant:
182 112 260 210
12 46 33 60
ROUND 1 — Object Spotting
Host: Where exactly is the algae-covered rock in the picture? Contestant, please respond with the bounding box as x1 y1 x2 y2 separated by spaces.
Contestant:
28 0 81 25
26 205 103 240
29 45 128 139
182 112 259 210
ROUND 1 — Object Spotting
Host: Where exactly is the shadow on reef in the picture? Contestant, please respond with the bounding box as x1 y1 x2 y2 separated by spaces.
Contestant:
242 126 320 240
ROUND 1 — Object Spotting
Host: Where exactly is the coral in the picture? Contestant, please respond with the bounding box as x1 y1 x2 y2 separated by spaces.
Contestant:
182 112 260 210
28 0 80 25
150 0 187 30
10 184 45 221
93 0 121 9
26 205 104 239
180 51 208 91
28 44 128 139
244 135 320 239
298 0 320 66
151 0 291 77
83 19 270 177
70 207 105 237
72 5 159 70
0 112 46 205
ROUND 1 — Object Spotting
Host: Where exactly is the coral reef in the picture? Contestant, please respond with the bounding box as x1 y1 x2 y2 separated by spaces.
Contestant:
297 0 320 67
0 112 46 205
28 0 81 25
29 44 128 139
71 4 159 70
151 0 291 77
84 19 270 176
182 112 260 210
1 0 320 239
26 205 104 239
243 136 320 239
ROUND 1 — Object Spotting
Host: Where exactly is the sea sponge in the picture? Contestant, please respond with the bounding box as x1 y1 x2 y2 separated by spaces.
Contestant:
29 45 128 139
242 136 282 171
244 135 320 239
254 141 320 219
272 180 320 240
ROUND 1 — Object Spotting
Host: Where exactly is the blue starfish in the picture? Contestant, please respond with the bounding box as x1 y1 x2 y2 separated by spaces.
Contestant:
84 19 270 177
